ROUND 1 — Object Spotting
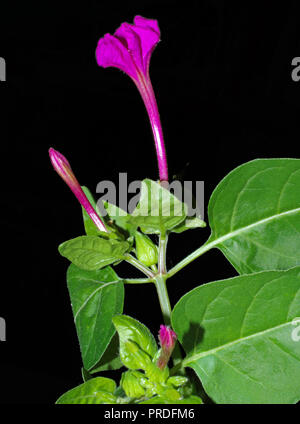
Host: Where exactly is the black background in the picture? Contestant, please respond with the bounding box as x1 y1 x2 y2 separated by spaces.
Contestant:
1 0 300 404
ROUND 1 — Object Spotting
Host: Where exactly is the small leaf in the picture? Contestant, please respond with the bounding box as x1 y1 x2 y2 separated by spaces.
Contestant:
67 264 124 370
172 267 300 404
104 200 137 236
112 315 158 369
59 235 129 271
121 370 146 398
129 179 187 234
56 377 117 404
171 217 206 234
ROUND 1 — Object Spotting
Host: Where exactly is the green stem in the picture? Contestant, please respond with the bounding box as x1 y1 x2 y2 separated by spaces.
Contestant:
125 254 155 278
124 278 154 284
154 274 172 325
158 232 168 274
167 238 215 278
155 232 182 364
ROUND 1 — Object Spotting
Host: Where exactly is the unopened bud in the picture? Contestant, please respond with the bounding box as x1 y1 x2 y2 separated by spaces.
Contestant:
157 325 177 369
135 232 158 266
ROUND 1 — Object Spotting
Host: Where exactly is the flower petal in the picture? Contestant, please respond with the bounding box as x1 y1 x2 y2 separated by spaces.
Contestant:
114 23 143 72
95 33 138 80
132 16 160 74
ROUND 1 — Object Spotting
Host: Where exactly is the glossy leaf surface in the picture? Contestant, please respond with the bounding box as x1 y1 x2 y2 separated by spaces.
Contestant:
207 159 300 273
67 265 124 370
59 236 129 271
172 267 300 404
56 377 116 404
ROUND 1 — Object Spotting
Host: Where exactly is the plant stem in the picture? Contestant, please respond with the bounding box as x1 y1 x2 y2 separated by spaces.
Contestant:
158 232 168 274
124 278 154 284
125 254 155 278
154 274 172 325
155 232 182 364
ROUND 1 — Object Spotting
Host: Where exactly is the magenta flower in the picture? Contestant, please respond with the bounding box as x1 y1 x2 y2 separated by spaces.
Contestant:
96 16 168 182
49 148 107 233
157 325 177 369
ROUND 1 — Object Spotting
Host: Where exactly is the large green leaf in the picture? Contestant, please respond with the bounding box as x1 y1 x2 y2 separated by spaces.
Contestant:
207 159 300 273
59 236 129 271
56 377 116 404
89 333 123 373
67 264 124 370
129 179 187 234
172 267 300 404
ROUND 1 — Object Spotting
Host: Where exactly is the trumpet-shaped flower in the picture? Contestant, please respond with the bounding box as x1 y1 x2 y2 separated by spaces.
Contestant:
49 148 107 233
157 325 177 369
96 16 168 182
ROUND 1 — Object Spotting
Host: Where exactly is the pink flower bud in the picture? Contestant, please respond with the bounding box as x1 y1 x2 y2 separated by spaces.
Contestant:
49 148 107 233
96 16 168 182
157 325 177 369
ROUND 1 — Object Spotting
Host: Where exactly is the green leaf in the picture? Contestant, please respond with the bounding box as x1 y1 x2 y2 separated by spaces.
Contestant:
56 377 116 404
171 217 206 234
112 315 158 369
89 333 123 373
139 395 203 404
104 200 137 236
207 159 300 273
121 370 146 398
67 264 124 370
129 179 187 235
172 267 300 404
59 236 130 271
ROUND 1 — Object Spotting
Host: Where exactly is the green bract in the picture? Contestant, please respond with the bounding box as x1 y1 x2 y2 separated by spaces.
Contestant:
171 216 206 234
129 179 187 234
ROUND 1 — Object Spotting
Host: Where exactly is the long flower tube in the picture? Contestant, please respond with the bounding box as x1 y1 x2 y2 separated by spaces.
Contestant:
49 148 107 233
96 16 168 182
